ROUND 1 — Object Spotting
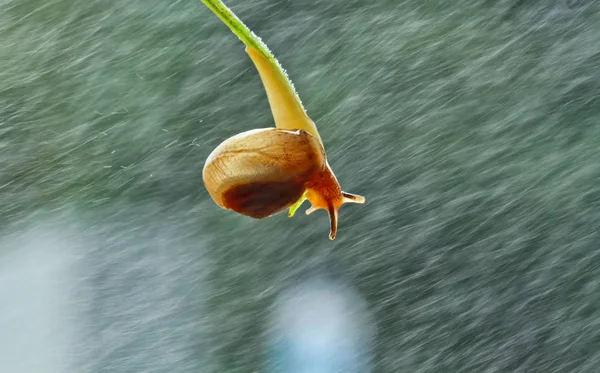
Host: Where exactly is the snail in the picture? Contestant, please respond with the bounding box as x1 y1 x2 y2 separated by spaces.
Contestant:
201 1 365 240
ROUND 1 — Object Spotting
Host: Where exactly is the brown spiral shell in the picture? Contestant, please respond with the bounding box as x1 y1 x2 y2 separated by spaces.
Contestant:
202 128 326 218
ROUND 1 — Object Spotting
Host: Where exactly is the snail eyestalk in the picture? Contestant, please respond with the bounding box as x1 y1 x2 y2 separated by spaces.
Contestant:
342 191 366 204
327 204 338 240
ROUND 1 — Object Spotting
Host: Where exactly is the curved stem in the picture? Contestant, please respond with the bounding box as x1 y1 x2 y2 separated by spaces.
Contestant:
199 0 305 112
199 0 324 145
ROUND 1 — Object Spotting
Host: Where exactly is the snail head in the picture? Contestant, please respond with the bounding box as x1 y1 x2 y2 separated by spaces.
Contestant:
289 162 365 240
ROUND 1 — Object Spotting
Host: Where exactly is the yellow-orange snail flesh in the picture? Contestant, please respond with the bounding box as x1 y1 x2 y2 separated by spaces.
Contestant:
202 46 364 240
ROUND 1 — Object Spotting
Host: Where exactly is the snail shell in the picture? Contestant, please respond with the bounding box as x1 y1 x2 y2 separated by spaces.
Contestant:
203 128 326 219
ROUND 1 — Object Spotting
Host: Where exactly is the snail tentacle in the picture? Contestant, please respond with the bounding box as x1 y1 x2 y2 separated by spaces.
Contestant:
342 191 366 204
327 204 338 240
305 206 318 215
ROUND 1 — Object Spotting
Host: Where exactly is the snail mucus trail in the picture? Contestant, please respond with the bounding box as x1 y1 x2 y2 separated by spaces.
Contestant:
201 7 365 240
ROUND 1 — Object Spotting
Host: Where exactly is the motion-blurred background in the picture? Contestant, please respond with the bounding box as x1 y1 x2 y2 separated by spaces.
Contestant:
1 0 599 372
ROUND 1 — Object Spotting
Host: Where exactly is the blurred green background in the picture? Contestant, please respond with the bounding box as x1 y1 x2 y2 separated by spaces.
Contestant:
1 0 600 372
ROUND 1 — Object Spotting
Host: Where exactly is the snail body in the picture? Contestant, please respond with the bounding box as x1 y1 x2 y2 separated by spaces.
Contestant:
203 127 364 239
200 1 364 239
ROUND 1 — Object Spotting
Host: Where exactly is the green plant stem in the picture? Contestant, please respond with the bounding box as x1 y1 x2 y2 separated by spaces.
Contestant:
199 0 306 111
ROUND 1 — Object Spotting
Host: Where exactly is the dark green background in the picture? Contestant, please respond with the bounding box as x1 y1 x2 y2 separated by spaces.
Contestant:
1 0 600 371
